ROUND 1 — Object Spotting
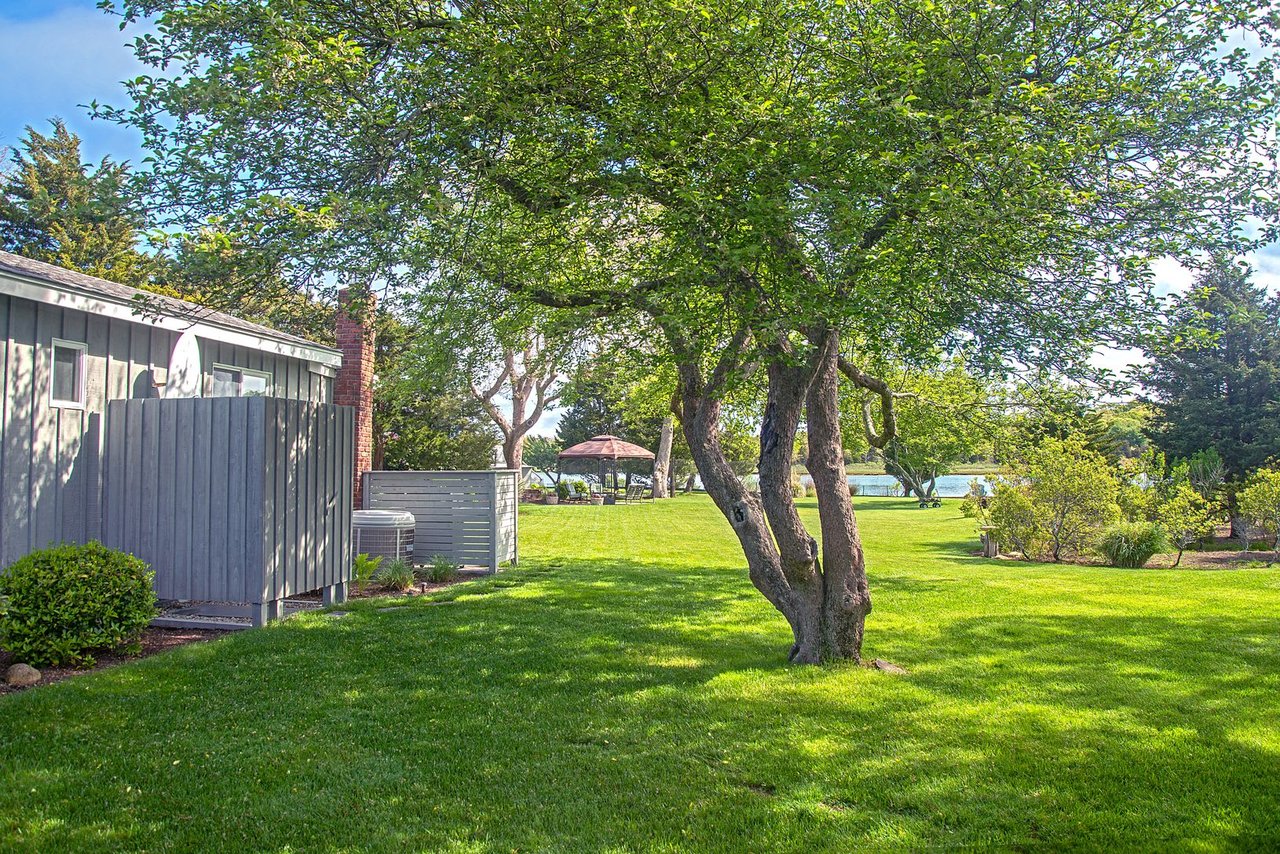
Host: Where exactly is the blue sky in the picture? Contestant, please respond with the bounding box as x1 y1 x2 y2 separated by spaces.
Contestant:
0 0 147 164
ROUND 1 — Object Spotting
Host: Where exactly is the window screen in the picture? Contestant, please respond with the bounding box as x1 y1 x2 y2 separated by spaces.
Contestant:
51 341 84 405
211 366 241 397
210 365 272 397
240 371 270 397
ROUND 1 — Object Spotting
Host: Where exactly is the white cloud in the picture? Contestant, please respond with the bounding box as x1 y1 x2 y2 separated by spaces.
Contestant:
1148 256 1198 299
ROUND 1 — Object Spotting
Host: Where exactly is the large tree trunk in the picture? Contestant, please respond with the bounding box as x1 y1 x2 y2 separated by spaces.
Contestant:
652 415 674 499
503 434 524 473
805 333 872 659
503 382 528 472
676 332 871 664
755 356 826 663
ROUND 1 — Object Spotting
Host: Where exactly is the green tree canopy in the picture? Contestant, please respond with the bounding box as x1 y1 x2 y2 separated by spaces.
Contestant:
0 119 157 287
846 359 995 499
373 314 500 471
105 0 1279 663
1142 262 1280 490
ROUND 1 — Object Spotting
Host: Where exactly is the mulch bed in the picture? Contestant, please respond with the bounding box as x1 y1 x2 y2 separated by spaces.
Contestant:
980 549 1273 570
0 626 226 695
287 576 467 602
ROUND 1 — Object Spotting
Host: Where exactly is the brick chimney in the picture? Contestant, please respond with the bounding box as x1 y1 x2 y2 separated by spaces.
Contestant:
335 287 376 509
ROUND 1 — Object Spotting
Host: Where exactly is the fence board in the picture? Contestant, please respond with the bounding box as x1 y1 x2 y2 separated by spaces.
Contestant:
102 398 353 618
362 470 519 572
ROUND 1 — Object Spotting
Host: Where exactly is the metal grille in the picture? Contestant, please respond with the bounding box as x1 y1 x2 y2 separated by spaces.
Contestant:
353 524 415 563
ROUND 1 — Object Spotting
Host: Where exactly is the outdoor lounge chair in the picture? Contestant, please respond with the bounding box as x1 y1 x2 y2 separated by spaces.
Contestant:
564 481 590 503
623 483 652 503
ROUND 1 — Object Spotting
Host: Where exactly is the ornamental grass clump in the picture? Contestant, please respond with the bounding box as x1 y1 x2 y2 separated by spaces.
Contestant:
1098 522 1167 568
375 559 415 592
0 542 156 667
421 554 459 583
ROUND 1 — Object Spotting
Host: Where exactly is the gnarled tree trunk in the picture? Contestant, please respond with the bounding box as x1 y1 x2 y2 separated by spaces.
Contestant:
676 329 872 663
805 333 872 658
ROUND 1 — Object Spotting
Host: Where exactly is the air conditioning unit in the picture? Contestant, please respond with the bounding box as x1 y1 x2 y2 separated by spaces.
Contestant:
352 509 415 563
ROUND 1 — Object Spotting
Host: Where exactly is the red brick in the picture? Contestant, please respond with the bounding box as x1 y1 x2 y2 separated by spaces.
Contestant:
335 287 376 508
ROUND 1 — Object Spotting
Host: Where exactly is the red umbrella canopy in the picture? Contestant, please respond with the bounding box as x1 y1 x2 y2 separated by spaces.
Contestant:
558 435 655 461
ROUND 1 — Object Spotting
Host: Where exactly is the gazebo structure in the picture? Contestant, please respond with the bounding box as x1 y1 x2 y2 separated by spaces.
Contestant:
558 435 656 504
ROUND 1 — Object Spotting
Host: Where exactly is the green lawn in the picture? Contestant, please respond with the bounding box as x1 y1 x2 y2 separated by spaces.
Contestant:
3 496 1279 851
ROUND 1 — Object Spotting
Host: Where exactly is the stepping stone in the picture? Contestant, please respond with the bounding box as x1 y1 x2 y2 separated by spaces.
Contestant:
872 659 907 675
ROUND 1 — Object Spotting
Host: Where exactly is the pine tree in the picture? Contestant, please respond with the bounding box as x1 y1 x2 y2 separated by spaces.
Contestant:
0 119 156 286
1142 262 1280 491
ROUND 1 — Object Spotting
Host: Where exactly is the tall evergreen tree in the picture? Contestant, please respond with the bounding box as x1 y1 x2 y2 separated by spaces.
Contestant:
1142 262 1280 491
0 120 156 286
555 375 636 449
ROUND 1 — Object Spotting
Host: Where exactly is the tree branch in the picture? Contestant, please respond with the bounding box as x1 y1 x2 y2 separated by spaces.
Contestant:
838 357 898 448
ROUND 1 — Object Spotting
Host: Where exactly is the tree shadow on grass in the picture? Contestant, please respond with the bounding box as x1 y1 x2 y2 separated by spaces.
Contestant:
2 558 1278 851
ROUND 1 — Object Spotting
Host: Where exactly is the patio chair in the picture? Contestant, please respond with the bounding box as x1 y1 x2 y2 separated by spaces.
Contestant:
623 483 647 503
564 481 590 503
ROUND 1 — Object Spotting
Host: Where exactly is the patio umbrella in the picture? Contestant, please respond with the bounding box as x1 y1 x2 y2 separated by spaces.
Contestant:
558 435 656 499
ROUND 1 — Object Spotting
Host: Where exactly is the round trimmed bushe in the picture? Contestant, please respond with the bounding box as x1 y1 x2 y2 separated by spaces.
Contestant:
0 541 156 667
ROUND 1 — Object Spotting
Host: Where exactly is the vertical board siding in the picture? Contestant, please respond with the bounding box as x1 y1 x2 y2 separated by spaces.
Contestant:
30 303 57 551
362 471 519 572
0 295 331 569
101 398 352 608
3 299 36 565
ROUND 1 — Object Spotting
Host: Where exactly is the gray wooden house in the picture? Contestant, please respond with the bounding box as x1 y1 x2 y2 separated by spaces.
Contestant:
0 250 356 621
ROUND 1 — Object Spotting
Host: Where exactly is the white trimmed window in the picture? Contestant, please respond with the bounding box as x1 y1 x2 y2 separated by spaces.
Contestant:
210 364 273 398
50 338 87 408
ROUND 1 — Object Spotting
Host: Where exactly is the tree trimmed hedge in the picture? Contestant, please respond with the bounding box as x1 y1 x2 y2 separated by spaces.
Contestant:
0 542 156 667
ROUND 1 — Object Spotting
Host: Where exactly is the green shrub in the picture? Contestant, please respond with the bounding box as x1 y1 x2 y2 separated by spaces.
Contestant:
420 554 459 583
353 553 383 594
376 558 415 592
987 482 1043 560
1098 522 1167 568
0 542 156 667
1238 468 1280 561
790 480 806 499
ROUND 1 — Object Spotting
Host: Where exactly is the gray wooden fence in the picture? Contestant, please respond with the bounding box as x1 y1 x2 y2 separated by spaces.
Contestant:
362 470 518 573
102 397 354 624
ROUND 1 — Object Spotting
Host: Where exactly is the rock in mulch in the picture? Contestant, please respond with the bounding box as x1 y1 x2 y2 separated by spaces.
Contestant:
5 663 41 687
872 658 908 675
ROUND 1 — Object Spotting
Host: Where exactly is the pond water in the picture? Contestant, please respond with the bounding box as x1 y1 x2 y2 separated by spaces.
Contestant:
813 473 992 497
534 470 994 498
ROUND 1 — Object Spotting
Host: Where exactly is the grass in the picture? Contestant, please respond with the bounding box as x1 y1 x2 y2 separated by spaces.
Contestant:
2 495 1279 851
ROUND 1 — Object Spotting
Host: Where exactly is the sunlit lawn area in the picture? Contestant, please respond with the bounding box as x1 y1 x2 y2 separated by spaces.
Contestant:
3 495 1279 850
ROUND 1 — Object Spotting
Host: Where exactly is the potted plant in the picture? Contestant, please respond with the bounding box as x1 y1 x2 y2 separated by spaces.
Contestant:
544 484 559 505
